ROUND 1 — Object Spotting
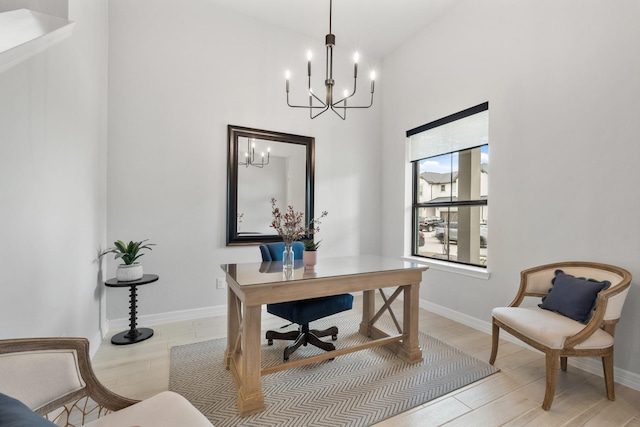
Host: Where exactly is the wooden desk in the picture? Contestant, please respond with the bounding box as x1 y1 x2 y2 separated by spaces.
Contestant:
220 255 428 416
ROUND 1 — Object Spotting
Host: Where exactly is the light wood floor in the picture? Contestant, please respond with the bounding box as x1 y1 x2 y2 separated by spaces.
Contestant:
92 300 640 426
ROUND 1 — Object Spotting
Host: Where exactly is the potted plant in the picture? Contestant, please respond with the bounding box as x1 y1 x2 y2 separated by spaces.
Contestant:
302 239 321 271
100 239 155 282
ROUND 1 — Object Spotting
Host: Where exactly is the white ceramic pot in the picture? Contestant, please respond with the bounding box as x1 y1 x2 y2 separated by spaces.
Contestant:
303 250 317 271
116 264 143 282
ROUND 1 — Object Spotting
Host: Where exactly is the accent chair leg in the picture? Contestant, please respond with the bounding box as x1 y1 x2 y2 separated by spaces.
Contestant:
489 319 499 365
542 350 559 411
560 356 568 371
603 351 615 400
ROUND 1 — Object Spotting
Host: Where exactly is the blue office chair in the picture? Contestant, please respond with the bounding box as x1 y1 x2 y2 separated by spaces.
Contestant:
260 242 354 361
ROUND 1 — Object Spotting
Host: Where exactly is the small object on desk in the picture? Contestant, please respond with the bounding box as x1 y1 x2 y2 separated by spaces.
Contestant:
104 274 159 345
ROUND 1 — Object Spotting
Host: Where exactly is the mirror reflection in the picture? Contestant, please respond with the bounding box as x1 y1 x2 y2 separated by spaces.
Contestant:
227 125 315 245
237 138 307 235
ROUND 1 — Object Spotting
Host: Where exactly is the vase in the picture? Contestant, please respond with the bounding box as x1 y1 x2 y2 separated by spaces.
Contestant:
303 250 317 271
282 242 294 271
116 264 143 282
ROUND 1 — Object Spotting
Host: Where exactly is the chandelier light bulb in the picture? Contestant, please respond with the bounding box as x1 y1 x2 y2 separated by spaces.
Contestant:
285 70 291 79
370 71 376 81
354 52 359 63
343 89 348 97
307 50 312 61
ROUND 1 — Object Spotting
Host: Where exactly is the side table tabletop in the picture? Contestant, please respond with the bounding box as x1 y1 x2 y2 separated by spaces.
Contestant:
105 274 159 345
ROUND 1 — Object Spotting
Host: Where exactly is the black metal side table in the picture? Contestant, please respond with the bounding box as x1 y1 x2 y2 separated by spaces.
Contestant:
105 274 158 345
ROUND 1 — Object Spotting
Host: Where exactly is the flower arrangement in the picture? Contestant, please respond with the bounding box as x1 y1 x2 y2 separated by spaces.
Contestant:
270 198 328 246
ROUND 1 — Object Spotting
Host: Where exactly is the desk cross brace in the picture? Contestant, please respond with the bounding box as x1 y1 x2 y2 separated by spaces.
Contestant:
371 287 404 334
233 300 243 357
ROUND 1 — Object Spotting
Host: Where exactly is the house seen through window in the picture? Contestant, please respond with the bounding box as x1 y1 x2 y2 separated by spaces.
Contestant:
408 102 488 267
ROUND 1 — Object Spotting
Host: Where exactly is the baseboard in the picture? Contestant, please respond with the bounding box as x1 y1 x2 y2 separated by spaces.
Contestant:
89 330 103 359
419 298 640 393
108 305 227 330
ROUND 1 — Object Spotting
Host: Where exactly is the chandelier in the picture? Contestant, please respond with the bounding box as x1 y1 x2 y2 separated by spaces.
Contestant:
285 0 375 120
238 138 270 168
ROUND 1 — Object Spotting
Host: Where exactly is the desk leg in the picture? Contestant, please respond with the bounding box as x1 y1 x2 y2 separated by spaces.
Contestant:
359 290 375 336
237 304 265 416
398 283 423 363
225 287 240 370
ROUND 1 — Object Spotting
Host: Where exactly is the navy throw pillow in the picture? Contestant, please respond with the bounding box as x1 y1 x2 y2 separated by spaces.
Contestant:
539 269 611 323
0 393 57 427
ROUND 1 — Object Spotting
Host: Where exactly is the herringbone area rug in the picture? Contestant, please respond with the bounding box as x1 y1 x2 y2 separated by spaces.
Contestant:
169 312 498 427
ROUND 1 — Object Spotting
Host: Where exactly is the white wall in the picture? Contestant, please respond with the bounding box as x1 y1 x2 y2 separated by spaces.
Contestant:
106 0 382 319
0 0 108 350
382 0 640 375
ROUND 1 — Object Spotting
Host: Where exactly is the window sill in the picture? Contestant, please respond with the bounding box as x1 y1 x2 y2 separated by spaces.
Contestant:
0 9 75 74
402 256 491 280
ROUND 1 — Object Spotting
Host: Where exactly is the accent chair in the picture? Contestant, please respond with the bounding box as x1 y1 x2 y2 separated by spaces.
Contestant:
489 261 632 410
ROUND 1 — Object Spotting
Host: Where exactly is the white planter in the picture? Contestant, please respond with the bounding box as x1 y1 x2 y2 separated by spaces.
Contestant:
116 264 143 282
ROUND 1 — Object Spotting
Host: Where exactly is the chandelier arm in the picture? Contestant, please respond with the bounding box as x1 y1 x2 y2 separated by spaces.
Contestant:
332 75 358 105
310 105 330 119
287 92 327 109
332 92 374 109
287 104 331 110
310 91 326 106
330 104 346 120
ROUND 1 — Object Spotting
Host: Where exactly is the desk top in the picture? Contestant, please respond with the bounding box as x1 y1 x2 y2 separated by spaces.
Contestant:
221 255 426 287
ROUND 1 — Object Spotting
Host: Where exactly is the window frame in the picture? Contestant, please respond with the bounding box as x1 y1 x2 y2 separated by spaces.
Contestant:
408 102 488 268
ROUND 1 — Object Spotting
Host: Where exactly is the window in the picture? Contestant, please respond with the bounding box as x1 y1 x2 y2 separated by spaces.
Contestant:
409 102 488 267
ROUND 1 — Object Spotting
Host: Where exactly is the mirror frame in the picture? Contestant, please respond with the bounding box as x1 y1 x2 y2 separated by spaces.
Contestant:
226 125 315 246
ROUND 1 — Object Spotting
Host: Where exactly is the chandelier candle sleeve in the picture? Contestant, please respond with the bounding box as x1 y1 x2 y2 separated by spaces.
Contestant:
354 52 358 78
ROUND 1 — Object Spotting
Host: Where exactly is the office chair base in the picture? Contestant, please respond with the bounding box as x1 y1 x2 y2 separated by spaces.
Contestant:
266 326 338 345
266 325 339 361
283 330 335 361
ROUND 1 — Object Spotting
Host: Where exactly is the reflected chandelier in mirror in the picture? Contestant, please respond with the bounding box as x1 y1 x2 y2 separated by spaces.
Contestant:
226 125 315 246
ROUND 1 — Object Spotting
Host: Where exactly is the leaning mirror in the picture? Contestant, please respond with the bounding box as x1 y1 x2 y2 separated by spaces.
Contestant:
226 125 315 246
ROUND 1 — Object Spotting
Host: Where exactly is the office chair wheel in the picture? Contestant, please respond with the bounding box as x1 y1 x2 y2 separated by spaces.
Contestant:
268 339 273 345
332 334 337 341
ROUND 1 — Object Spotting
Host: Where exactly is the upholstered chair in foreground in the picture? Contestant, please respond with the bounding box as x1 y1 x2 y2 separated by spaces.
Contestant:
490 261 632 410
260 242 354 361
0 337 213 426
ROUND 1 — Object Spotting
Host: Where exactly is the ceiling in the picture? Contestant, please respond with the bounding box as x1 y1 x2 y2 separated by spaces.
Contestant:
208 0 461 59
